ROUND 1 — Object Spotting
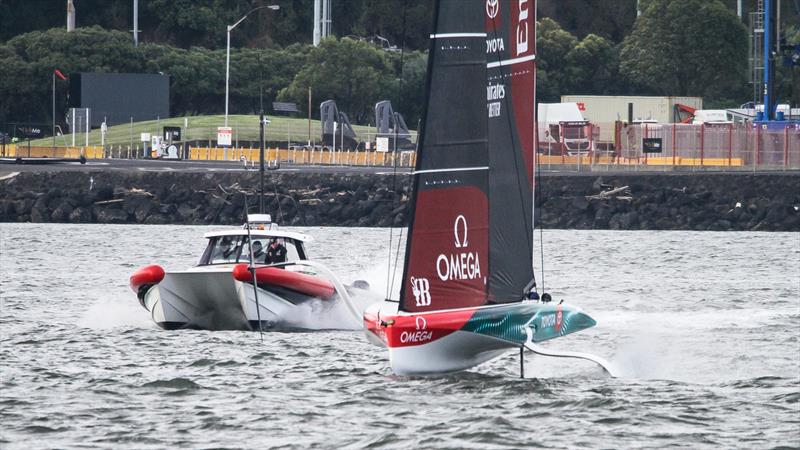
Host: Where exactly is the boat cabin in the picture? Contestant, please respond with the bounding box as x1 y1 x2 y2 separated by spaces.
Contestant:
197 215 311 266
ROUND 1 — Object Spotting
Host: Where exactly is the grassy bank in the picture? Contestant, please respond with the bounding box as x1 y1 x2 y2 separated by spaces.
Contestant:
27 115 399 147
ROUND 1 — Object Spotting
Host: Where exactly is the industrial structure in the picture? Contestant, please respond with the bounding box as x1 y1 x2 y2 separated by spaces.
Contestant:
750 0 798 122
312 0 332 46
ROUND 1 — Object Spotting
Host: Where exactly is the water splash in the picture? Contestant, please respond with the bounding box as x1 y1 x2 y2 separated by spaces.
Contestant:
276 285 383 331
77 298 151 329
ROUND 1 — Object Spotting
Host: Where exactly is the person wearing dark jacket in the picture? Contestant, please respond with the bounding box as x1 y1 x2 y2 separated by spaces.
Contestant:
264 239 287 265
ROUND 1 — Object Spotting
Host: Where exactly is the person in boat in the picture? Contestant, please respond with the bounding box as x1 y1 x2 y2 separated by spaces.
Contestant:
264 238 287 265
251 240 265 263
210 236 237 262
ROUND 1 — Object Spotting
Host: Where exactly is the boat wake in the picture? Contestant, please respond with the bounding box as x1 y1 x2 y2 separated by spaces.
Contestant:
281 289 382 331
78 297 153 329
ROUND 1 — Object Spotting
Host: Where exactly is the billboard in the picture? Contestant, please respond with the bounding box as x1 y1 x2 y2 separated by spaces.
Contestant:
69 73 169 127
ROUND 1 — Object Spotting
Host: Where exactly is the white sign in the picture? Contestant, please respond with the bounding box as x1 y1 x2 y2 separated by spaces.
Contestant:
140 133 150 142
217 126 232 146
376 137 389 152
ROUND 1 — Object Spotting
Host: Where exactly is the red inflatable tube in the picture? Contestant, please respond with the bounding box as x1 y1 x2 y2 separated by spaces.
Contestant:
130 264 165 292
232 264 335 300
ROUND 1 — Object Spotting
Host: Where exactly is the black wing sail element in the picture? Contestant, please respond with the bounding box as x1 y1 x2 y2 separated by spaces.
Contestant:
399 0 490 313
486 0 537 302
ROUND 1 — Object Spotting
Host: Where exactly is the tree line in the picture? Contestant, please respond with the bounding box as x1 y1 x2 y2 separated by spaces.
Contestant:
1 0 797 128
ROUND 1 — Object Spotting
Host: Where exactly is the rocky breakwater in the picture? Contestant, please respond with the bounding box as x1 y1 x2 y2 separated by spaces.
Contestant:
0 171 411 227
535 173 799 232
0 171 797 231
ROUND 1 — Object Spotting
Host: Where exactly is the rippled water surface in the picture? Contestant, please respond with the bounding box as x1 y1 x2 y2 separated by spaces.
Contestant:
1 224 798 449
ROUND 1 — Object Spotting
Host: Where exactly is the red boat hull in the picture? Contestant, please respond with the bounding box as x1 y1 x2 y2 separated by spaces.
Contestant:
232 264 335 300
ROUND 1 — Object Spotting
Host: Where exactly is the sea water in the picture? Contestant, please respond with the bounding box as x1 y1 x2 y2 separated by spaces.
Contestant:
1 224 798 448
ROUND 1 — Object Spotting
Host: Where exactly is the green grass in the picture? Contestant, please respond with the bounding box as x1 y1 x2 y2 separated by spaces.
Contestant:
27 114 401 148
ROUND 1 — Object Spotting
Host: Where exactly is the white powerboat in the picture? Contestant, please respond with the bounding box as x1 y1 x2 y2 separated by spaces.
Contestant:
130 214 363 331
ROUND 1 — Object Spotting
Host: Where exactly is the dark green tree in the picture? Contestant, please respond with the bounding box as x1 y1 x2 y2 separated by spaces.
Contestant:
539 0 637 43
565 33 620 95
278 37 393 123
0 26 145 123
382 50 428 128
619 0 749 102
536 17 578 102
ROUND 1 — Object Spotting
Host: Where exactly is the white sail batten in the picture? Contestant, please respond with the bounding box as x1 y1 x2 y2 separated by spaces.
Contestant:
429 33 487 38
413 166 489 175
486 54 537 68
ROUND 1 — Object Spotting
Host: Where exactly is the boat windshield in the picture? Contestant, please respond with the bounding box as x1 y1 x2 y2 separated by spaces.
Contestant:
199 235 305 266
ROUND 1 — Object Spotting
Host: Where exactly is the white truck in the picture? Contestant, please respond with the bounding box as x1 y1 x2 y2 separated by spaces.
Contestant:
537 103 592 155
691 110 732 124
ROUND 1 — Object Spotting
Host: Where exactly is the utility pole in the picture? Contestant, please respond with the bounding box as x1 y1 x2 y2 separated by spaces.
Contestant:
67 0 75 31
259 113 266 213
313 0 321 46
764 0 775 120
133 0 139 46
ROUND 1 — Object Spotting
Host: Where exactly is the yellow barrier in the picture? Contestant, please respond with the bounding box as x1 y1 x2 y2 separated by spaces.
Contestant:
2 144 744 170
538 154 745 168
681 157 744 167
0 145 105 159
185 146 417 167
1 144 15 157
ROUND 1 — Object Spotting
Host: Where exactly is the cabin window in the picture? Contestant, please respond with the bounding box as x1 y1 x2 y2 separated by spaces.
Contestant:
205 236 245 264
240 237 270 264
199 236 306 266
254 237 302 264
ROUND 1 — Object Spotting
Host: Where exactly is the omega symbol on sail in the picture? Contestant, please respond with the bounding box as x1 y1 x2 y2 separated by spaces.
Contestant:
436 215 482 282
454 214 468 248
411 277 431 307
486 0 499 19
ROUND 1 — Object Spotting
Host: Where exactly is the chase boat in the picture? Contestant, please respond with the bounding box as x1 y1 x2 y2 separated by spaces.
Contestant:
130 214 362 331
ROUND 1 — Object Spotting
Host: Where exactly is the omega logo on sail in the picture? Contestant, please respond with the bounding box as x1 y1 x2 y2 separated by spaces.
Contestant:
516 0 530 55
436 215 482 282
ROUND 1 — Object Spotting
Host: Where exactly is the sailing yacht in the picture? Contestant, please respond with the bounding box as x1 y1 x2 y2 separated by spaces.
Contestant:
364 0 614 375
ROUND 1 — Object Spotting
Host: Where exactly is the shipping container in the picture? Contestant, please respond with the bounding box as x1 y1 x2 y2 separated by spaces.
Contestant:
559 95 704 144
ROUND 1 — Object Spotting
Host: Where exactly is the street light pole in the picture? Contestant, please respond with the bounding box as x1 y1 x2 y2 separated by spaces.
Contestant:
224 4 279 128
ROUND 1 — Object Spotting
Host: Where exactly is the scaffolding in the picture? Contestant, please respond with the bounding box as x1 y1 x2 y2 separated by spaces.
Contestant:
749 0 765 107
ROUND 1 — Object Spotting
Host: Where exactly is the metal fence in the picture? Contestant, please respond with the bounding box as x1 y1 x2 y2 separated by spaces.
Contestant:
4 121 797 172
539 122 799 172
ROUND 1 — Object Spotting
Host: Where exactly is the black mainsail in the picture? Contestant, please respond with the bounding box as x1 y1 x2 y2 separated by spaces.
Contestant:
486 0 537 302
399 0 536 313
